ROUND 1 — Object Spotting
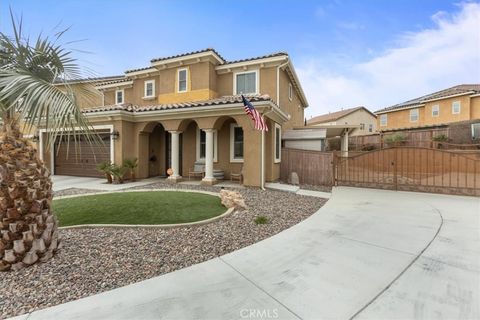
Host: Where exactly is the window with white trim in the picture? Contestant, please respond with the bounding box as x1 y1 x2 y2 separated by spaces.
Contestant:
274 123 281 163
472 123 480 140
144 80 155 98
452 101 461 114
368 124 373 132
432 104 439 117
288 83 293 101
380 114 387 126
234 70 257 94
115 89 124 104
230 124 244 162
178 68 188 93
410 108 419 122
196 128 217 162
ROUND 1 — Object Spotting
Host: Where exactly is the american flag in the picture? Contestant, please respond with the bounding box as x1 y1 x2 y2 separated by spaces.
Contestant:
241 95 268 131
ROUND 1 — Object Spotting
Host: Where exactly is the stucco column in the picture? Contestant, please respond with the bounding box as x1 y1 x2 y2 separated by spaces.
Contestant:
341 129 349 157
202 129 216 185
168 131 182 182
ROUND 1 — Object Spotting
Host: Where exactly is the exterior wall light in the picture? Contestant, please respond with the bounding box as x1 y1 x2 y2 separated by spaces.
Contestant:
110 130 120 140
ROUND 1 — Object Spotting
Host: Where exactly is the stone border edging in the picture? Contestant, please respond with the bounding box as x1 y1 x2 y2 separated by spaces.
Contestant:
55 189 235 230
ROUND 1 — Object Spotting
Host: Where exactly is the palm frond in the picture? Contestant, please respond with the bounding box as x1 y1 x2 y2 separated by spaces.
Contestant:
0 10 101 149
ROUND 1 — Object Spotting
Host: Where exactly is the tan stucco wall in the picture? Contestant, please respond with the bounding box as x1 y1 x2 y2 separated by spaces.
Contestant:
471 96 480 119
278 69 304 129
335 110 377 136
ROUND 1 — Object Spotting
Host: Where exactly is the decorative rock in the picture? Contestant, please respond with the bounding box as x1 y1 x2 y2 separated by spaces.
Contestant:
290 172 300 185
220 190 247 209
9 222 19 233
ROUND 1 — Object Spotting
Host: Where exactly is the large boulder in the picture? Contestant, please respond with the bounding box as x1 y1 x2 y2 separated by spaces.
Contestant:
220 190 247 210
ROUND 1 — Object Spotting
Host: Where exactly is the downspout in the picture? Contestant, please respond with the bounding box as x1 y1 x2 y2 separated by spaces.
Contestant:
266 58 289 191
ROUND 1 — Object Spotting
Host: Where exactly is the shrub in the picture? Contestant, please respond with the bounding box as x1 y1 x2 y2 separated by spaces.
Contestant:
96 161 113 184
254 215 269 225
110 164 127 184
384 134 407 146
123 158 138 181
432 134 448 142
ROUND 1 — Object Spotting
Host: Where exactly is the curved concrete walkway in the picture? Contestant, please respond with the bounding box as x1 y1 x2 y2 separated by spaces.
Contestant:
13 187 479 320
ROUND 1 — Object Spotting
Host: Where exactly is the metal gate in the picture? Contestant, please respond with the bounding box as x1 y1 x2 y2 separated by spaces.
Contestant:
335 147 480 196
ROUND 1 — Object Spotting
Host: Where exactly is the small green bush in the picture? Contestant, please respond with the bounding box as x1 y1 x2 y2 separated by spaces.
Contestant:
254 216 269 225
384 133 407 143
432 134 448 142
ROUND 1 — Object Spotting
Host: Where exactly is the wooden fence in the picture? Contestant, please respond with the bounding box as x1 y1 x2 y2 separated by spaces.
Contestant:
280 148 333 186
335 147 480 196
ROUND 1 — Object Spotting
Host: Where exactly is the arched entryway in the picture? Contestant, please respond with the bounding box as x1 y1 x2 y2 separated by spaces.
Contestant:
138 122 173 178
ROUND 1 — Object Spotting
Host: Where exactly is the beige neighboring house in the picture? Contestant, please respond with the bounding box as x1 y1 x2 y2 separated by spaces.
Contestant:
307 106 377 136
36 48 309 187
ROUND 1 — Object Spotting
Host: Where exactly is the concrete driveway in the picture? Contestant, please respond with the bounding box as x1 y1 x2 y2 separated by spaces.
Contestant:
14 187 479 320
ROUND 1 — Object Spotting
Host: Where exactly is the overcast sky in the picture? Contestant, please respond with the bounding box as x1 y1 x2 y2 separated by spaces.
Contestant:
1 0 479 117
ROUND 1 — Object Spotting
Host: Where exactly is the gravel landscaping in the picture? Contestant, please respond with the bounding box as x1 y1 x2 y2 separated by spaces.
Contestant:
1 182 327 318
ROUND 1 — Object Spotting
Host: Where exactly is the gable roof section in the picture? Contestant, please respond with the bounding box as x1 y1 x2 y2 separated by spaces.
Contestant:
375 84 480 114
150 48 226 64
307 106 374 125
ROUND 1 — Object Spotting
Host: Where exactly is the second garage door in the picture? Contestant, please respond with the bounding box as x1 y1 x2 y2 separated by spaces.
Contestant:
54 132 111 177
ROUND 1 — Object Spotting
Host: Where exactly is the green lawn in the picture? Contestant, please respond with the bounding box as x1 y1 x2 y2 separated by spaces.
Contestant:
53 191 226 227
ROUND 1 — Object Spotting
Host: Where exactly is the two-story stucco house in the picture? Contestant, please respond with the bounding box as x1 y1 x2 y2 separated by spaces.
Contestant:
39 49 308 187
307 106 377 136
375 84 480 132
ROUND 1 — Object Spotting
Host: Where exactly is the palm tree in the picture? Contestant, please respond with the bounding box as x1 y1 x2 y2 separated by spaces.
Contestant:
0 14 98 271
123 158 138 181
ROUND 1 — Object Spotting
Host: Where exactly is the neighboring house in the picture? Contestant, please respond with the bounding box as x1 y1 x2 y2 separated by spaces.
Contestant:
38 48 309 187
375 84 480 133
307 106 377 136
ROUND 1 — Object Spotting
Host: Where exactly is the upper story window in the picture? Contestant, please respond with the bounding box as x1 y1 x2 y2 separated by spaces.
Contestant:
288 83 293 101
115 89 124 104
368 124 373 132
432 104 439 117
234 70 258 95
379 114 387 126
230 124 244 162
178 68 188 93
360 123 365 130
452 101 461 114
274 123 281 163
410 108 419 122
144 80 155 98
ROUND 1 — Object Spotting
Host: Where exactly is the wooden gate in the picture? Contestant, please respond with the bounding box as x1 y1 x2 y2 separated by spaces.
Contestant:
335 147 480 196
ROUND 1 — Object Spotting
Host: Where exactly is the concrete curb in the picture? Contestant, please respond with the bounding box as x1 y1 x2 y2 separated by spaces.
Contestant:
55 189 235 230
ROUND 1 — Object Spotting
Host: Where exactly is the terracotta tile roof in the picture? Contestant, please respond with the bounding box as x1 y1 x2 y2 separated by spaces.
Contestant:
376 84 480 113
150 48 225 63
82 94 273 114
307 106 370 125
54 75 124 84
224 52 288 65
95 77 132 87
